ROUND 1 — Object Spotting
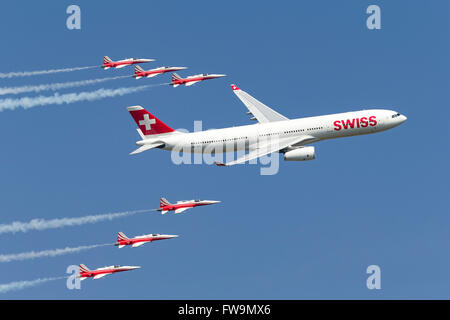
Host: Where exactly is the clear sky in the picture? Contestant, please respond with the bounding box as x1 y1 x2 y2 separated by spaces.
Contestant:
0 1 449 299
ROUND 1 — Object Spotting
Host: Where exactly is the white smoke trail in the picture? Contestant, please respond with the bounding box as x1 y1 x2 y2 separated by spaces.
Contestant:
0 276 66 294
0 66 98 79
0 209 155 235
0 243 112 263
0 76 129 96
0 83 168 112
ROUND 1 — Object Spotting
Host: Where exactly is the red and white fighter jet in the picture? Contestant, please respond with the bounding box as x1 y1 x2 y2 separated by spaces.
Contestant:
115 232 178 248
78 264 140 280
101 56 154 70
133 65 187 79
169 72 226 87
158 198 221 214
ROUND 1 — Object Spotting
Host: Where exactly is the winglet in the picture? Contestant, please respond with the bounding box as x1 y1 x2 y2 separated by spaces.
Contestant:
231 84 240 91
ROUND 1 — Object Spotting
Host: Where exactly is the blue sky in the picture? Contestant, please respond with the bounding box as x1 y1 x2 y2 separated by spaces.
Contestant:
0 0 449 299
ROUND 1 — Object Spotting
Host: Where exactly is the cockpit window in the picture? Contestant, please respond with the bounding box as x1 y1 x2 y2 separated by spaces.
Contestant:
392 113 401 118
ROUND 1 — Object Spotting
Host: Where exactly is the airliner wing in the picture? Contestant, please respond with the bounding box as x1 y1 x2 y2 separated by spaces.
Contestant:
231 84 289 123
216 135 316 166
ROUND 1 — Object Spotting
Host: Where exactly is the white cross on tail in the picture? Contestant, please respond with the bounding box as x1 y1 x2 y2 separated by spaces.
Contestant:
139 114 156 131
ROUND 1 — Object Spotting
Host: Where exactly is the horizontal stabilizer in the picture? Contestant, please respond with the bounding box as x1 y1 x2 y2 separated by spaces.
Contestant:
130 143 164 155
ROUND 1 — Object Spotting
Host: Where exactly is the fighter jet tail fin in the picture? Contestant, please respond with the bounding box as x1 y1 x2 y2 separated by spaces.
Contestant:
79 264 90 272
117 232 129 242
134 65 144 75
172 72 182 81
103 56 113 64
160 197 171 208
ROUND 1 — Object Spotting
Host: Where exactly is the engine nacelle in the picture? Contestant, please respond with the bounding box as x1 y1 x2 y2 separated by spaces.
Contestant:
283 146 315 161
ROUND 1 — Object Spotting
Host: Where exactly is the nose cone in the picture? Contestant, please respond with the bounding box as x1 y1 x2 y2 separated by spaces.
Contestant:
207 200 221 204
395 114 407 126
128 266 141 270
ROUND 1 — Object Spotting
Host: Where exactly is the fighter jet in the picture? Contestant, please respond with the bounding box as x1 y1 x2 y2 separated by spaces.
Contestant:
157 197 221 214
133 65 187 79
115 232 178 248
169 72 226 87
78 264 140 280
101 56 154 70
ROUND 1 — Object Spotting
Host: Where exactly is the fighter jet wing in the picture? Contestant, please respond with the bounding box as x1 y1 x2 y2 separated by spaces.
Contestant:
175 208 190 214
93 274 109 280
216 135 316 166
185 81 201 86
132 242 146 248
231 84 289 123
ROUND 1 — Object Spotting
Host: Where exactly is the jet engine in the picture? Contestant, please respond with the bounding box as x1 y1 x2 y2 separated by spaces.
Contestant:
283 146 315 161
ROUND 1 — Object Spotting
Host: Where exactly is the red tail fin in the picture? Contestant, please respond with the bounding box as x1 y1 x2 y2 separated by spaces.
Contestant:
160 197 171 208
127 106 175 136
172 72 182 81
117 232 129 242
134 65 144 75
103 56 113 64
79 264 90 273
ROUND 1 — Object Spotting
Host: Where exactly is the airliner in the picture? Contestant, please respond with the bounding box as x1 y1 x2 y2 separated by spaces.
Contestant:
126 84 407 166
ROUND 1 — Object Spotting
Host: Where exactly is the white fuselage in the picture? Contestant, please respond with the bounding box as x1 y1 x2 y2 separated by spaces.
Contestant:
137 109 407 153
